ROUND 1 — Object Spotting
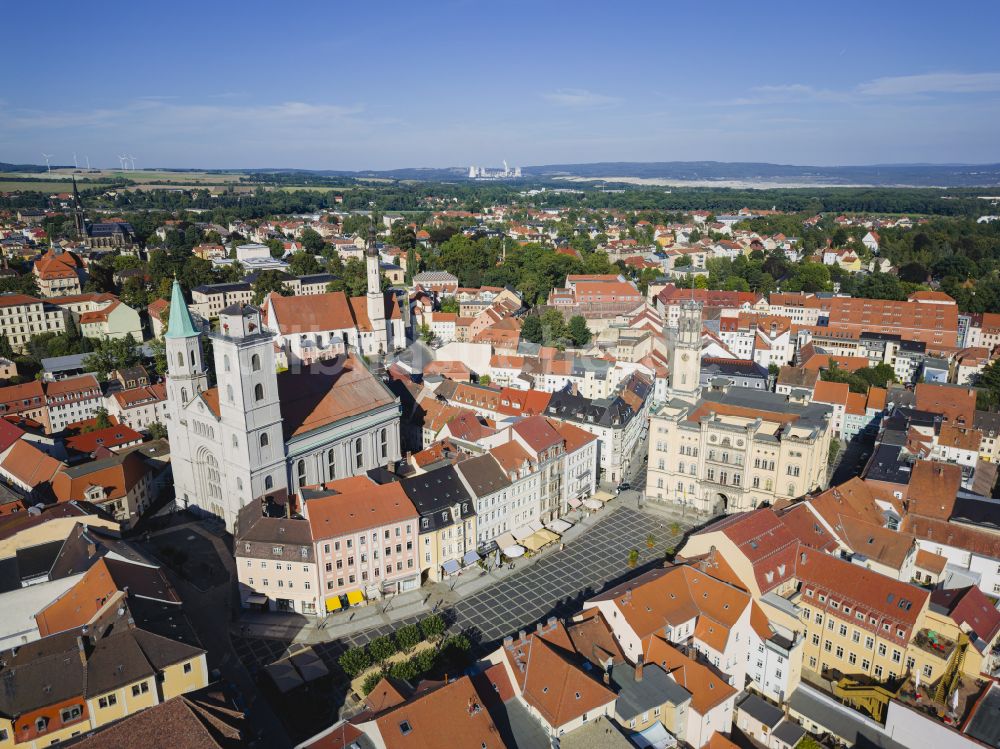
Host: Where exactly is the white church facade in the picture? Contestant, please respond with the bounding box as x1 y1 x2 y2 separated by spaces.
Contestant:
163 273 403 531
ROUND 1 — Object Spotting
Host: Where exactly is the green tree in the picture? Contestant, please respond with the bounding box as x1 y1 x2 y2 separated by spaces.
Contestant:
975 359 1000 410
339 647 371 678
94 407 112 430
419 323 434 344
252 270 292 304
361 671 384 696
784 263 831 293
828 440 842 465
287 251 322 277
521 315 543 344
673 255 693 268
478 374 491 386
147 422 168 440
0 335 15 360
420 614 446 641
627 548 640 568
299 227 325 252
439 297 459 314
368 635 397 664
83 334 141 381
567 316 592 346
540 308 568 345
395 624 422 653
265 238 285 259
325 258 368 297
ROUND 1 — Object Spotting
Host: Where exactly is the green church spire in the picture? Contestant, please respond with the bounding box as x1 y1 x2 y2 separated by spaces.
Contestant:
165 279 199 339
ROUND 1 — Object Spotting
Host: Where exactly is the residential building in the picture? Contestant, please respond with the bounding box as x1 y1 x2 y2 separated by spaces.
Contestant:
236 501 318 616
0 607 207 748
304 476 420 608
401 466 477 583
107 384 168 432
0 293 69 353
51 450 157 527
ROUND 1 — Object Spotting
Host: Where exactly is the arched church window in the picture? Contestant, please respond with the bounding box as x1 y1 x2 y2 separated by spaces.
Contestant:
297 460 307 488
227 384 234 403
224 355 231 373
177 352 184 368
251 354 261 372
254 383 264 402
181 387 188 403
354 438 364 469
265 475 273 491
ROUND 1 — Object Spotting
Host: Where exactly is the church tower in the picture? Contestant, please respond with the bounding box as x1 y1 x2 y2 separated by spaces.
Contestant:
211 304 288 518
164 279 207 407
668 299 702 403
72 177 86 239
365 220 388 354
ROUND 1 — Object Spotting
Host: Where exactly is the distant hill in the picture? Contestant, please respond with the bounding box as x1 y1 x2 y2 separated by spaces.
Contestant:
521 161 1000 187
0 162 50 173
306 160 1000 187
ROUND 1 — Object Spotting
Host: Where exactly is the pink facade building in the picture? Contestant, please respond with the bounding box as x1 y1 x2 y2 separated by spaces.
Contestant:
304 476 421 611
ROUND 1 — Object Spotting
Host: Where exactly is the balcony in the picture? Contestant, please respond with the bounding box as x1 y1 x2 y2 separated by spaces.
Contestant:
913 629 955 661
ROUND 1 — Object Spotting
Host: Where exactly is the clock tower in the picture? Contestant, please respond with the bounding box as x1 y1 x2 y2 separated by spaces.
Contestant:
669 300 702 403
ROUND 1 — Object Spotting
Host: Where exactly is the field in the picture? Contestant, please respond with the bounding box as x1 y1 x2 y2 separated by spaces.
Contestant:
0 179 114 192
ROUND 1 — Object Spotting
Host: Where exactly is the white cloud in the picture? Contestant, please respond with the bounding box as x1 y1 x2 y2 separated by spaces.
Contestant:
541 88 621 108
858 71 1000 96
1 99 368 132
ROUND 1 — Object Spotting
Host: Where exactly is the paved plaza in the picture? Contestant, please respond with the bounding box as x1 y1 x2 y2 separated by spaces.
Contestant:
233 506 691 677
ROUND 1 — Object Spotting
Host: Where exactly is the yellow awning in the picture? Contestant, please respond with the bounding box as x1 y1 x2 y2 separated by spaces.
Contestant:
522 532 553 552
346 589 365 606
325 595 342 612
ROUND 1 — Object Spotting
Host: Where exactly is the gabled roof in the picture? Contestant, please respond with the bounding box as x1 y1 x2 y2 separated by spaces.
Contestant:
277 355 396 440
587 564 750 648
501 621 616 730
305 477 417 539
371 675 505 749
0 439 63 488
644 635 737 714
930 586 1000 647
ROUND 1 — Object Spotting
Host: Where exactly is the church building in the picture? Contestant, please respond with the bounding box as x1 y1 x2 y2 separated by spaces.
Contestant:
71 176 136 249
163 279 402 532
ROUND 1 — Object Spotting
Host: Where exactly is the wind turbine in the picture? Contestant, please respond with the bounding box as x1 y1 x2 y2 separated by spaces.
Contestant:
73 152 78 170
128 155 136 171
85 156 91 171
118 154 127 171
42 153 53 172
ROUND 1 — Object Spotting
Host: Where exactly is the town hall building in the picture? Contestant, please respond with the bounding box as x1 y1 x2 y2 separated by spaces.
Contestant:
163 278 402 532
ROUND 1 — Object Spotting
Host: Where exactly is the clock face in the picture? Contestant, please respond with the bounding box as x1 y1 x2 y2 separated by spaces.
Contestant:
681 353 689 362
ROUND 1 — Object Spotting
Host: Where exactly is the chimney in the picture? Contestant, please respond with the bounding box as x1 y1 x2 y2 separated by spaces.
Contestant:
635 655 644 683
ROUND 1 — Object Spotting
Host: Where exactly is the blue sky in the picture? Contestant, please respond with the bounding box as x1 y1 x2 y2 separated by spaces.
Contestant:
2 0 999 170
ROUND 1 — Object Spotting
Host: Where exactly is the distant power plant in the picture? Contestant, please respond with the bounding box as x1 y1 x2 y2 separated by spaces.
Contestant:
468 160 522 180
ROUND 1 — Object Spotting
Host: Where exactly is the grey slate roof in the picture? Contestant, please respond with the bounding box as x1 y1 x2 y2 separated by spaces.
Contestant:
788 684 908 749
455 454 511 499
965 683 1000 748
611 661 690 718
400 466 475 530
738 692 783 728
